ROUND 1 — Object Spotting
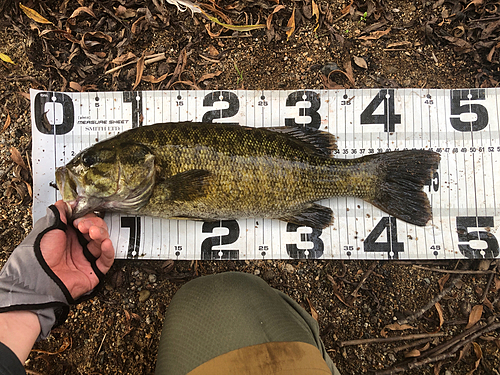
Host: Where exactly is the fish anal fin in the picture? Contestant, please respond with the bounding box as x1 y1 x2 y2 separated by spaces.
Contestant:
279 203 333 229
162 169 212 201
265 126 337 156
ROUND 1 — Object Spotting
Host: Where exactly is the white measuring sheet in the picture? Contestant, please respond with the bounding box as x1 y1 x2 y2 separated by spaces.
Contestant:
30 88 500 260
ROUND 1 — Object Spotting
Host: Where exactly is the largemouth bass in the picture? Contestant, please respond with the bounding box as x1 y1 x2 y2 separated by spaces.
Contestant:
56 122 440 228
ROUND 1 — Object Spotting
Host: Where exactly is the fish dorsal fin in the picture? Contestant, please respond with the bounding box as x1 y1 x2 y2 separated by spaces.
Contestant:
264 126 337 156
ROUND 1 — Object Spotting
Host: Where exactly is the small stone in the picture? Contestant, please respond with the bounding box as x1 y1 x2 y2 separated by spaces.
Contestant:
320 61 339 77
285 264 295 273
139 290 150 302
262 270 275 281
254 269 261 275
460 301 471 318
148 274 157 283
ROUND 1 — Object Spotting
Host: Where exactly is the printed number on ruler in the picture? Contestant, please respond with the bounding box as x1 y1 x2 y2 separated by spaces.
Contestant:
122 217 141 259
456 217 499 259
360 89 401 132
363 217 404 259
201 221 240 260
286 224 324 259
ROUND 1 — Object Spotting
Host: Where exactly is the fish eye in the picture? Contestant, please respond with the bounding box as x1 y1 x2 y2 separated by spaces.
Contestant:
81 152 97 167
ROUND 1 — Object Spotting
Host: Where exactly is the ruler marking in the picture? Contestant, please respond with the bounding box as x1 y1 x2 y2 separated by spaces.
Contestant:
30 89 500 260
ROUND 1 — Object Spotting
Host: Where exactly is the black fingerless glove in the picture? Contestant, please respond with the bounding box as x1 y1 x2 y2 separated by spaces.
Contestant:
0 205 104 340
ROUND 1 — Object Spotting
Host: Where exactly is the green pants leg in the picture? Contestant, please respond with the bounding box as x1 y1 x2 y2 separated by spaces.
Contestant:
155 272 340 375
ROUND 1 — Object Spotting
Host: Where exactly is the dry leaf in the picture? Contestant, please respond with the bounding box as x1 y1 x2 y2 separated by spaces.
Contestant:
142 73 169 84
132 53 146 90
312 0 320 32
358 28 391 40
327 274 351 307
286 7 296 41
267 5 285 30
381 323 416 337
24 181 33 198
478 260 491 270
438 273 450 292
433 361 443 375
482 297 494 311
199 8 265 32
19 4 54 25
115 5 137 18
343 59 355 86
341 0 353 15
17 92 30 100
458 342 471 363
494 276 500 292
131 16 146 34
111 52 137 65
465 305 483 329
68 6 96 24
31 336 71 355
10 147 27 170
404 348 421 357
465 0 484 10
2 113 11 133
487 46 496 63
0 53 15 64
69 81 82 91
197 71 222 84
353 56 367 69
307 297 319 321
435 302 444 330
466 342 482 375
207 45 219 56
386 41 412 49
84 31 112 43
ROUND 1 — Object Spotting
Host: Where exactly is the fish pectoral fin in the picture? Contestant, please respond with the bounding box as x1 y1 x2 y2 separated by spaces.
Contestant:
279 203 333 229
162 169 212 201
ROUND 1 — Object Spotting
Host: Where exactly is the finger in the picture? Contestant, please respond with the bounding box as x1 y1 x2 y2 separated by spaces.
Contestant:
53 200 71 225
84 224 111 259
74 215 108 232
95 238 115 274
74 217 109 243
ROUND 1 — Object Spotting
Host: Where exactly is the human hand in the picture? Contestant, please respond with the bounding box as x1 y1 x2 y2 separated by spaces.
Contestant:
40 200 115 299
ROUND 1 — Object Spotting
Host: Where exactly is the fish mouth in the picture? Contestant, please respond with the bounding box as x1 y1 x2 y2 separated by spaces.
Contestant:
55 166 87 218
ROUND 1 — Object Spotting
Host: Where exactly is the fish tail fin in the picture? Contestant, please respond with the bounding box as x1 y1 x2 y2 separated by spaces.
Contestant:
366 150 440 226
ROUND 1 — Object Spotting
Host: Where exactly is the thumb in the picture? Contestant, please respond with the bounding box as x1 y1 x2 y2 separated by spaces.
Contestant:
53 200 71 225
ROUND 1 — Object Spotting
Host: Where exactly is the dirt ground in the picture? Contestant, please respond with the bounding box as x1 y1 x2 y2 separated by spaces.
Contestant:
1 0 500 374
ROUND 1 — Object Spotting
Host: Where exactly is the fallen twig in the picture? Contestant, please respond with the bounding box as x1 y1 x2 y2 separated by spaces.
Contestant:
398 273 464 325
105 53 174 75
412 265 497 274
351 261 378 298
392 336 439 353
337 332 445 347
480 263 497 304
375 318 499 374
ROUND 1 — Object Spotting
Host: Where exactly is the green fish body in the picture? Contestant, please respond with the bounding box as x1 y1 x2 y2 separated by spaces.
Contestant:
56 122 440 228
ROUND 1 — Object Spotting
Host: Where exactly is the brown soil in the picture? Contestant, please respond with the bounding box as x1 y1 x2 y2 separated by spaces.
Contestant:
0 0 499 374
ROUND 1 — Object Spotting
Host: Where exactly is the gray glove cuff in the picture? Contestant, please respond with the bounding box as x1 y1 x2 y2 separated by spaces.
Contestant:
0 206 103 340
